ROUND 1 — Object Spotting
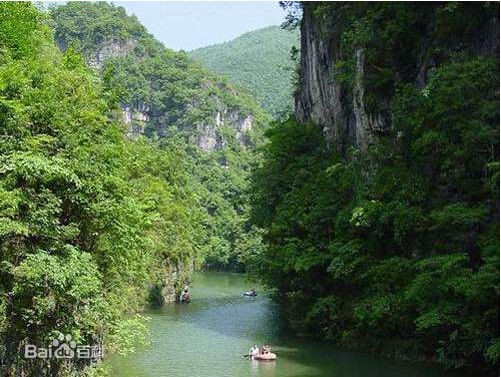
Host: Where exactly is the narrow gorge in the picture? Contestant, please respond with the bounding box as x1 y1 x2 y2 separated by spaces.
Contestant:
0 2 498 377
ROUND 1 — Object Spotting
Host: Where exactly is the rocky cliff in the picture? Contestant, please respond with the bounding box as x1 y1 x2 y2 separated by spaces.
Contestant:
195 111 253 152
50 2 267 279
149 260 193 305
295 2 499 152
76 38 138 70
51 2 267 149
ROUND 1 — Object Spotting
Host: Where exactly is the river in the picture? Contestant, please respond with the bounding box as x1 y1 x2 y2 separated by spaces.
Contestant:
110 272 475 377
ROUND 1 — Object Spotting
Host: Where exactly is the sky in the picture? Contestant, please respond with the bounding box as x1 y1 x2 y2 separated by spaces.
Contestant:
114 2 288 51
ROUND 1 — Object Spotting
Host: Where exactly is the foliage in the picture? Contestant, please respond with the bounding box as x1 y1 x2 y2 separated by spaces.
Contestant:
158 128 261 271
190 26 299 117
50 2 156 56
0 3 198 375
251 2 499 373
51 2 269 272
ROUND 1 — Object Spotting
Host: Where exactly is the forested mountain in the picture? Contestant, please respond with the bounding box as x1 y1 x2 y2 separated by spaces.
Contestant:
190 26 299 117
0 3 199 375
51 2 269 271
51 2 268 144
251 2 499 374
2 2 499 376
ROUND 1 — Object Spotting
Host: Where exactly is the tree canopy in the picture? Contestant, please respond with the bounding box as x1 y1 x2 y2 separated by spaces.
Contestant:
0 3 199 375
190 26 299 117
251 2 499 373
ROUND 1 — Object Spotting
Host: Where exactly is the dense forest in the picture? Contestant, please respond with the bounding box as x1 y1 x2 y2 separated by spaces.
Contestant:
0 3 202 375
190 25 299 116
0 2 270 375
51 2 268 272
251 2 499 374
0 2 499 377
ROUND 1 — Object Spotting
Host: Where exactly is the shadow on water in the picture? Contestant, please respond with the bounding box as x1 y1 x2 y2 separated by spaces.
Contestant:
109 272 481 377
164 296 280 337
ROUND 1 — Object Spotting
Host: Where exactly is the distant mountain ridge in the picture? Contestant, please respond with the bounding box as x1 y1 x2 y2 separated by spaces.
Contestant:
190 25 299 117
50 2 269 273
51 2 268 149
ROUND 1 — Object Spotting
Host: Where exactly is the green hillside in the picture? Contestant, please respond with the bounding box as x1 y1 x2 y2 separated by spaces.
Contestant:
50 2 268 140
51 2 269 271
190 25 299 117
0 3 199 374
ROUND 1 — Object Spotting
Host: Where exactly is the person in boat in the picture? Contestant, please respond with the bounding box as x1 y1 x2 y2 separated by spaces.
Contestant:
179 288 190 302
249 344 276 361
243 288 257 296
248 345 259 360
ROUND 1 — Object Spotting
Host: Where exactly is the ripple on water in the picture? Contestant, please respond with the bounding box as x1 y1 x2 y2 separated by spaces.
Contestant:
109 272 476 377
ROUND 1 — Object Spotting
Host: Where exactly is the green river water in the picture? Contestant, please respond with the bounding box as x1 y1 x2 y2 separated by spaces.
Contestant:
110 272 476 377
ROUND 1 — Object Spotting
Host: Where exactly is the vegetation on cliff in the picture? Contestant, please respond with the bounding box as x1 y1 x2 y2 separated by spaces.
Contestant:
51 2 269 271
251 2 499 373
0 3 199 375
2 2 498 376
190 25 299 117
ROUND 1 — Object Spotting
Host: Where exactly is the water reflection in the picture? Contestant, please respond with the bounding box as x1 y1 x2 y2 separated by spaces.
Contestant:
109 272 476 377
250 360 276 377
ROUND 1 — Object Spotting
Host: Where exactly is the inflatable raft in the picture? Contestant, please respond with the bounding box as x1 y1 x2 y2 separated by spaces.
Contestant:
242 291 257 297
254 353 277 361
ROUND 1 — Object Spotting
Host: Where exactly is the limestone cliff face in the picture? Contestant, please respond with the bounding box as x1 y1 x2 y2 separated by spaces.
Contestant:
295 3 499 152
55 34 257 148
295 7 341 143
88 39 138 70
195 111 253 152
295 5 382 152
295 5 355 151
122 102 149 138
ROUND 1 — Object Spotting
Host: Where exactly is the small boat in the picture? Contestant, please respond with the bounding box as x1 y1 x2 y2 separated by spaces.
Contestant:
242 290 257 297
254 352 277 361
180 293 190 303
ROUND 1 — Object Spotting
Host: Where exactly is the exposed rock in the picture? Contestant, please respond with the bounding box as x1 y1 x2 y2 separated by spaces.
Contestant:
228 113 253 146
194 110 253 152
294 6 390 151
351 49 386 150
295 3 499 152
122 103 149 139
294 5 355 151
88 39 137 69
149 260 193 306
195 123 221 151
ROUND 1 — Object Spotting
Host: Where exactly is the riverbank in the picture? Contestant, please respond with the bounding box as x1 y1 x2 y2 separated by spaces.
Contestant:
108 272 475 377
